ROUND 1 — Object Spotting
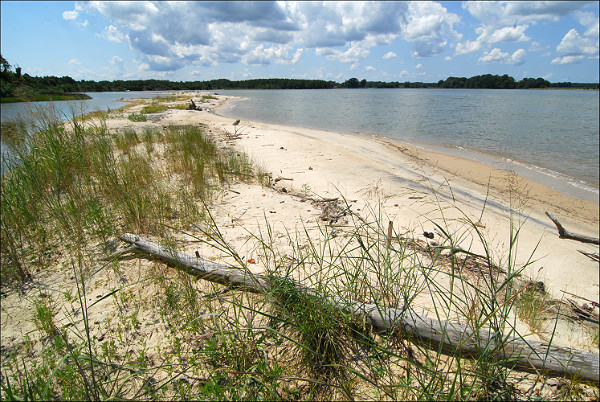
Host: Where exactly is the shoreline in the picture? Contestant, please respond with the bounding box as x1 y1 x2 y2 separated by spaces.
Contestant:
218 93 599 205
166 92 599 301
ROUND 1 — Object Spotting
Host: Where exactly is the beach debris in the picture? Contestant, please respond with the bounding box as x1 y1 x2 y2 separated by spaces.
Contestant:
527 280 546 294
423 231 434 239
545 211 599 245
274 176 293 183
187 99 200 110
117 232 600 384
578 249 599 262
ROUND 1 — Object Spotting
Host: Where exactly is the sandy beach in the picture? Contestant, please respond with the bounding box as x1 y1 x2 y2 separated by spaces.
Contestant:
2 92 598 399
142 93 598 303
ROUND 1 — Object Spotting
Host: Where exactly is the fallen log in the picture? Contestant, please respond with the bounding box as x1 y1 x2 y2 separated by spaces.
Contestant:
545 212 600 245
118 233 599 384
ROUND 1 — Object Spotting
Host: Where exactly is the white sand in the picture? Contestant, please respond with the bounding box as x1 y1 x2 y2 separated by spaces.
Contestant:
153 94 598 304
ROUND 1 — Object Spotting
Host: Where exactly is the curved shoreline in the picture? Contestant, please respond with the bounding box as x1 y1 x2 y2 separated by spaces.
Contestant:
216 92 599 205
214 94 599 220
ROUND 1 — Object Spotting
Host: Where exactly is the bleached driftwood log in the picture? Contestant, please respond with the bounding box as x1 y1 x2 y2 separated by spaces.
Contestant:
545 212 600 245
118 233 599 384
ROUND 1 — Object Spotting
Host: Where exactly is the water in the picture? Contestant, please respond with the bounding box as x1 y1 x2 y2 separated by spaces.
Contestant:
0 91 166 123
217 88 599 203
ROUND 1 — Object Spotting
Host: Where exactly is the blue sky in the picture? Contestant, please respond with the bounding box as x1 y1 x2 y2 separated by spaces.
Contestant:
1 1 598 83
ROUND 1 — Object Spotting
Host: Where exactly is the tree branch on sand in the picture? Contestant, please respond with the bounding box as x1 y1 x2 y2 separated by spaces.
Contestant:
117 232 600 384
545 212 599 245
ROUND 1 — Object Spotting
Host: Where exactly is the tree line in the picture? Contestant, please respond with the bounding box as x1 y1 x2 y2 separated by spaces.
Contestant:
1 54 597 102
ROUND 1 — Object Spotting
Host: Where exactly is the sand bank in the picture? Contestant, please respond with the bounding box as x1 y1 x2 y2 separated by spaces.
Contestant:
138 93 599 307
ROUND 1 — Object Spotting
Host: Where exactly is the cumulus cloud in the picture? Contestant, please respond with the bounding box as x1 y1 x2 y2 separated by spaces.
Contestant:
479 48 526 65
456 0 595 65
382 51 397 59
456 24 529 55
62 10 79 20
551 10 599 64
463 1 589 27
100 25 127 43
63 5 88 29
68 59 81 65
400 1 461 57
73 1 463 72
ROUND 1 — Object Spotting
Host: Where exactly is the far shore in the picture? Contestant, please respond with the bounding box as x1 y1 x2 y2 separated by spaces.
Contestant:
0 92 92 103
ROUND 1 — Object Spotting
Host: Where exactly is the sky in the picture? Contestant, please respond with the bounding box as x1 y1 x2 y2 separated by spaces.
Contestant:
1 1 598 83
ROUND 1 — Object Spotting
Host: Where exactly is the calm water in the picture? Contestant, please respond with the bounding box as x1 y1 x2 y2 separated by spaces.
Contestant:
0 91 165 123
2 89 598 202
218 88 599 202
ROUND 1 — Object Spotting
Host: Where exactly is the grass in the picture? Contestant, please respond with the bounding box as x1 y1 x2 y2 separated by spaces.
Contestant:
1 102 598 401
140 103 168 115
127 113 147 122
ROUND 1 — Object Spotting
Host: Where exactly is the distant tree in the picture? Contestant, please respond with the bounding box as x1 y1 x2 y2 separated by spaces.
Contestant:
344 78 360 88
1 54 11 74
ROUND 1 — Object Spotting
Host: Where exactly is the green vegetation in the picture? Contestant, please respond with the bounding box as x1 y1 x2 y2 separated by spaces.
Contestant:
127 113 147 122
1 54 91 102
438 74 550 89
140 102 169 114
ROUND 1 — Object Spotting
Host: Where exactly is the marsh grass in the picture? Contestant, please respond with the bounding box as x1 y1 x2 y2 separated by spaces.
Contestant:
140 103 168 115
127 113 147 122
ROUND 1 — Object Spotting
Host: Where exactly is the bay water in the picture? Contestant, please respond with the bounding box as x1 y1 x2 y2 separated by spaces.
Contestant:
218 88 599 203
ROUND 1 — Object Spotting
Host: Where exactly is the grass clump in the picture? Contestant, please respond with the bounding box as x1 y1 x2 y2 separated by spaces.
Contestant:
140 102 168 115
127 113 147 122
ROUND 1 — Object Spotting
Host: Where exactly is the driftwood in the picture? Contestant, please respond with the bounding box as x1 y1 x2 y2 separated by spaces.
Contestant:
545 212 600 245
118 233 599 384
187 100 200 111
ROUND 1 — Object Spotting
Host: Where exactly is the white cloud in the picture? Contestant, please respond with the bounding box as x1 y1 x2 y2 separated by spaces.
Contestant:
101 25 127 43
551 11 599 64
382 51 397 59
365 65 376 71
456 24 529 55
62 10 79 20
415 63 423 69
457 1 594 64
68 59 81 65
400 1 461 57
78 1 464 72
463 1 589 27
110 56 123 65
479 48 526 65
551 55 586 65
63 6 88 29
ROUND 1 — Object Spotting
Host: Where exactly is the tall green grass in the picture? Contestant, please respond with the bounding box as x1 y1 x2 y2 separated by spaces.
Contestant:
0 109 262 284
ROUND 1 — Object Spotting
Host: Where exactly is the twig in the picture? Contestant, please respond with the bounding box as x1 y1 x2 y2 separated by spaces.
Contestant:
545 212 600 245
578 249 599 262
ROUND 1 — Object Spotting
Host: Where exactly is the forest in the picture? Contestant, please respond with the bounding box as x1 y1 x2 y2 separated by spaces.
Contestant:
1 54 597 102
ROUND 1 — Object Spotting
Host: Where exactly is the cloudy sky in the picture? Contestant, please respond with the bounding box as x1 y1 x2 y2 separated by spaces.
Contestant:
1 1 598 83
